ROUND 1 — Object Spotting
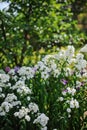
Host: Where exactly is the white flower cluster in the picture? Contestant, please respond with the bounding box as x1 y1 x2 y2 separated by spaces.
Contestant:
67 87 76 96
0 67 48 130
0 73 11 99
14 103 39 120
0 101 13 116
12 80 31 95
18 66 35 79
28 102 39 113
65 98 79 117
62 87 76 96
0 45 87 129
33 113 49 129
36 61 51 80
59 86 79 118
65 45 75 59
5 93 21 106
35 45 87 80
8 69 15 75
0 68 49 129
0 73 10 83
75 53 87 70
14 103 47 126
0 93 21 116
14 106 30 121
69 98 79 109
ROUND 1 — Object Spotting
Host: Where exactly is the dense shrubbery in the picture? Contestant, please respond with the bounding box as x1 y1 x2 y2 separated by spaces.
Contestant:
0 45 87 130
0 1 87 68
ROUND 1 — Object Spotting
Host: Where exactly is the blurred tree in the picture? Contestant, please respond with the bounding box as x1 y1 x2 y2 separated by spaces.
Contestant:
0 0 86 68
70 0 87 19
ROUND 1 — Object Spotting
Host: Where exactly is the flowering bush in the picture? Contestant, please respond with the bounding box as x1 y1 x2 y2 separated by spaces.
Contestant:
0 45 87 130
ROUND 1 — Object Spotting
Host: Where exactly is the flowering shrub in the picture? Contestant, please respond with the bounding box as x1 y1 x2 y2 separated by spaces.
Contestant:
0 45 87 130
0 68 49 130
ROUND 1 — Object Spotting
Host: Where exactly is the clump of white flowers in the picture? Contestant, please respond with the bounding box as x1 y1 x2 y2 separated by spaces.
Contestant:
0 65 49 129
17 66 35 79
67 87 76 96
0 101 13 116
58 86 79 118
11 80 31 95
28 102 39 113
69 98 79 109
14 106 30 120
0 45 87 130
75 53 87 70
33 113 49 129
0 73 10 83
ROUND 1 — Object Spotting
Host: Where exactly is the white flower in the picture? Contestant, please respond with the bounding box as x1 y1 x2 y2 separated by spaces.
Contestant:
33 113 49 127
53 69 60 78
0 94 5 98
62 91 66 96
66 108 71 113
57 50 66 60
1 101 13 113
14 112 19 117
80 44 87 53
65 68 72 77
12 80 31 95
27 96 30 101
41 126 47 130
76 59 87 70
12 75 17 81
18 66 35 79
70 99 75 108
41 72 49 80
0 110 6 116
67 87 72 94
83 72 87 77
14 106 30 119
71 88 76 96
65 45 75 59
25 115 31 121
8 69 15 75
5 93 17 102
59 97 63 101
0 74 10 83
70 99 79 109
67 87 76 96
74 99 79 108
76 53 84 60
28 103 39 113
68 114 71 118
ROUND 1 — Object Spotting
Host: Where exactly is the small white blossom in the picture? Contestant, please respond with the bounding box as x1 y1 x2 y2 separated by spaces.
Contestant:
68 114 71 118
27 96 30 101
25 115 31 121
66 108 71 113
59 97 64 101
